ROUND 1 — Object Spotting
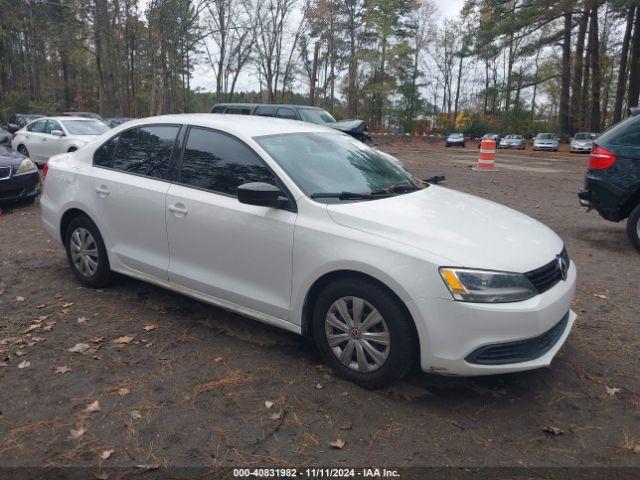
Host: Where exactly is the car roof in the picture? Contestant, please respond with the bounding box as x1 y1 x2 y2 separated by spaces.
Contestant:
213 103 325 110
48 116 99 121
119 113 338 137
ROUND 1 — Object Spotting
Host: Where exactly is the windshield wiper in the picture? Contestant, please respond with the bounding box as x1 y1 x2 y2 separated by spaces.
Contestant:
369 183 422 195
310 191 393 200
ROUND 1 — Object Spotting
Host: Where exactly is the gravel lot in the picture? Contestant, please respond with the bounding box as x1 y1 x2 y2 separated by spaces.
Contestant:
1 140 639 473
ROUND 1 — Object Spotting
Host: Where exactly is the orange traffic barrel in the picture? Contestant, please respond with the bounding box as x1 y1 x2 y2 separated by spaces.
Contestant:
473 139 499 171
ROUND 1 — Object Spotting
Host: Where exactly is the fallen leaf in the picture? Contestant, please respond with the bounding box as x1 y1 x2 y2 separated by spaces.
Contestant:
99 449 114 460
117 387 130 397
56 365 72 374
329 438 346 449
129 410 142 420
77 316 88 324
93 472 110 480
90 336 105 344
543 426 563 436
315 383 323 390
69 427 86 439
339 422 352 430
634 445 640 455
38 315 50 321
605 386 621 396
15 350 27 357
214 356 224 363
43 322 56 332
15 296 25 302
61 302 74 308
69 343 91 353
0 361 8 367
269 411 282 421
143 324 158 331
113 335 134 344
23 324 40 333
18 360 30 369
36 304 47 309
54 294 63 299
84 400 101 413
264 400 274 409
593 293 608 299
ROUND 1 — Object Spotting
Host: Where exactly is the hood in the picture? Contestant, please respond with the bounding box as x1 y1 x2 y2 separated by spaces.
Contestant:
0 145 27 167
326 186 563 272
329 119 367 133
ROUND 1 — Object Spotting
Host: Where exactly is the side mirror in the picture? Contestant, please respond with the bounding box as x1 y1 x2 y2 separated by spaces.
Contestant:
425 175 446 184
50 130 64 136
6 123 19 133
237 182 283 207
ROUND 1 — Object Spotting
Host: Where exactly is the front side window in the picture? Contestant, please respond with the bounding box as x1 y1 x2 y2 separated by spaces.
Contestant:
276 108 298 120
255 132 419 200
112 125 179 179
44 120 63 134
27 120 46 133
181 127 277 196
61 120 109 135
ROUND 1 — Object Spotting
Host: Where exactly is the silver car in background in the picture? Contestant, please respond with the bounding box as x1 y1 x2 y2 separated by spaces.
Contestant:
533 133 559 151
570 132 598 153
499 134 525 150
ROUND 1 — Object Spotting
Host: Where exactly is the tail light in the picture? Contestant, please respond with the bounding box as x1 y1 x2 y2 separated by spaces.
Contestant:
11 133 16 140
42 164 49 178
589 145 616 170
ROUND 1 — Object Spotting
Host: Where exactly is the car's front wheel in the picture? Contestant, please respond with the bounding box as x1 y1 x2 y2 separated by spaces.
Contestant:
627 204 640 253
64 215 113 287
312 278 417 388
17 145 29 157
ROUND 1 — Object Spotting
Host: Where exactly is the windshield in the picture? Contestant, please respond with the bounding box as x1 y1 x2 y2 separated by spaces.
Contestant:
536 133 555 139
505 135 521 139
573 133 592 140
255 132 420 201
449 133 463 138
298 108 336 125
61 120 110 135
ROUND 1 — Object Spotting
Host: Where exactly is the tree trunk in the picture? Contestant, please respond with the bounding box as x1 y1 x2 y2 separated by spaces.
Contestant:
559 11 572 135
453 54 463 130
571 9 588 132
628 8 640 109
612 7 634 123
588 4 601 131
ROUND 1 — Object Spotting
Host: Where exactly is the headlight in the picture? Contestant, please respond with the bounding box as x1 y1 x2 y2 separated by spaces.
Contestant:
439 267 537 303
15 158 36 175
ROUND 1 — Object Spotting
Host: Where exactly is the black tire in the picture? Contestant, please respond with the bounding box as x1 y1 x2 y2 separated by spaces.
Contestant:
627 203 640 253
17 145 29 157
312 277 417 388
64 214 113 288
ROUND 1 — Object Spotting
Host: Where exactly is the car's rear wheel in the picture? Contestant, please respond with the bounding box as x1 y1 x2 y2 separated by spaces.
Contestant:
627 204 640 253
64 215 113 287
17 145 29 157
312 278 417 388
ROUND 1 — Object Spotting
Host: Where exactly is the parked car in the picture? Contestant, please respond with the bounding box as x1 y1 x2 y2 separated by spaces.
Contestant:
570 132 598 153
4 113 44 133
40 114 576 387
499 134 525 150
0 127 11 145
211 103 371 142
61 112 103 120
12 116 110 166
445 133 465 147
578 112 640 251
105 117 134 128
476 133 501 148
533 133 559 151
0 145 40 204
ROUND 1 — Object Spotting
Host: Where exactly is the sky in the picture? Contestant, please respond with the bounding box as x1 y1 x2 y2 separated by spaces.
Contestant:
191 0 466 93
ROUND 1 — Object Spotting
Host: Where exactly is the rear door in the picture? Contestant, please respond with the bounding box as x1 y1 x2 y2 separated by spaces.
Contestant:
23 119 48 163
90 124 181 279
166 126 296 320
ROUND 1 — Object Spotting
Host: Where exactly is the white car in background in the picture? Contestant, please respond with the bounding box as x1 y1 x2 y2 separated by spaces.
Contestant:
12 116 110 166
570 132 598 153
40 114 576 387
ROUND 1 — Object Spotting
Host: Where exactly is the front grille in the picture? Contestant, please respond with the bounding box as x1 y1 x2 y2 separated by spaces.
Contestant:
525 247 569 294
466 313 569 365
0 166 11 180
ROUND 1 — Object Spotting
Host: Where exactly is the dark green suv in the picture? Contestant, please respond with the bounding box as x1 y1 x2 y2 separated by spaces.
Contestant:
579 109 640 251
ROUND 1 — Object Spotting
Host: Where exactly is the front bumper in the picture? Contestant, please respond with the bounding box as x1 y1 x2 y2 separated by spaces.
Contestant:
571 144 591 152
406 261 577 376
0 170 40 203
533 144 557 150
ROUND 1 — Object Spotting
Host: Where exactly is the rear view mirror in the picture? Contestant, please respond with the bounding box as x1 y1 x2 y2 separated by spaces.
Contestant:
237 182 284 207
50 130 64 136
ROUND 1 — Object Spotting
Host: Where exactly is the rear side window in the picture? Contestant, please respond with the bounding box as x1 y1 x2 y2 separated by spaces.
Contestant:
181 127 277 196
599 116 640 146
112 125 179 179
94 135 119 168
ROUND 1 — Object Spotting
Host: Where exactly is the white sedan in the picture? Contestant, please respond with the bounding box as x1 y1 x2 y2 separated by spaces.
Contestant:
40 114 576 387
12 116 110 166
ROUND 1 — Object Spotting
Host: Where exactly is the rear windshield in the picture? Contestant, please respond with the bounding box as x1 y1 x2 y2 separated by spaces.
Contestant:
61 120 110 135
596 115 640 146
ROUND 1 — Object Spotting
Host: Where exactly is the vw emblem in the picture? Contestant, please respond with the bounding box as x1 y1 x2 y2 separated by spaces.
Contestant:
557 256 568 281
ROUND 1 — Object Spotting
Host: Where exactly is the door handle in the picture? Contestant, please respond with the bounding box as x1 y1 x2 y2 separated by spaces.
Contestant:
168 203 188 217
95 185 110 197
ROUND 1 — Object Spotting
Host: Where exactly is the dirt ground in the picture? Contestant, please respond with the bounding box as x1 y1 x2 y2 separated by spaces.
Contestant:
1 140 639 474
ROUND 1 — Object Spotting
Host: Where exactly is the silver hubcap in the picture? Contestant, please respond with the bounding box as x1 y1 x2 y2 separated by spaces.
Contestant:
324 296 391 373
637 217 640 240
70 227 99 277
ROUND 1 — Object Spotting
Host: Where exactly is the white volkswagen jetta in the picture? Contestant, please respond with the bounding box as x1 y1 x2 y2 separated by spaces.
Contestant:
12 116 110 166
40 114 576 387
